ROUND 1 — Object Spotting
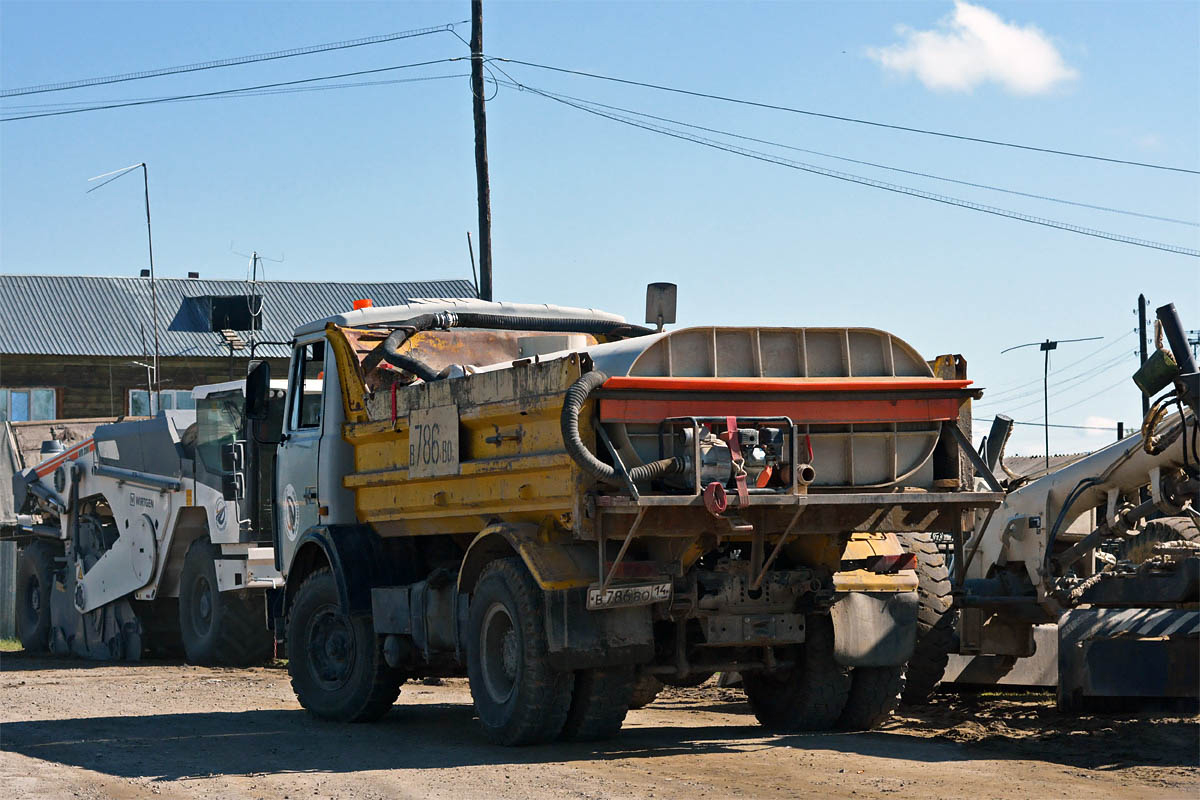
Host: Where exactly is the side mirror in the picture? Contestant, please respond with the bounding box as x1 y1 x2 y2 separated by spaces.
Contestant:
645 282 677 332
246 360 271 420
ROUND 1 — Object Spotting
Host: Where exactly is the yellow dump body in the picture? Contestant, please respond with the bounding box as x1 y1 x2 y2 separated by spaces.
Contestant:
342 349 589 538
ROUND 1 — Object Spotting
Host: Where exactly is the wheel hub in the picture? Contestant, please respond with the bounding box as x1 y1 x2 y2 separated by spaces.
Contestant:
191 575 214 634
480 602 519 704
28 579 40 613
308 606 356 690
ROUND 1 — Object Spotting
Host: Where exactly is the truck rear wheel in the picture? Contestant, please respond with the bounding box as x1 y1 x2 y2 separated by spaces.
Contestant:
742 616 850 731
179 538 273 667
897 532 954 705
16 540 56 653
467 557 575 745
838 666 905 730
560 666 634 741
288 568 404 722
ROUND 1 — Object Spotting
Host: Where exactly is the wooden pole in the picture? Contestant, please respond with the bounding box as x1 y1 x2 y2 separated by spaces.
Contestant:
470 0 493 301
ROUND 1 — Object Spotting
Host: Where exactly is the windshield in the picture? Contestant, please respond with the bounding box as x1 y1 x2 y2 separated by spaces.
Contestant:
196 389 245 472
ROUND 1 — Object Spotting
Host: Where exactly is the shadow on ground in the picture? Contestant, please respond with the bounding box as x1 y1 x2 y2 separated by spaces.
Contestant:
4 697 1196 782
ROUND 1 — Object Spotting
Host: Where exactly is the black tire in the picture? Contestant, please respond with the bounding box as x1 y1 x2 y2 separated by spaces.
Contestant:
561 665 634 741
742 615 850 731
178 537 273 667
628 673 663 710
838 666 905 730
466 557 575 745
16 540 56 653
1117 516 1200 564
288 568 404 722
897 532 955 705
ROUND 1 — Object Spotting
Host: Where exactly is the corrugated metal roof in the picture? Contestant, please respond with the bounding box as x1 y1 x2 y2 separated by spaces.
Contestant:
0 274 477 358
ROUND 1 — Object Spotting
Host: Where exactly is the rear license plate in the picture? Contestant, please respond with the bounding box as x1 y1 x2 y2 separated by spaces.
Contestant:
587 581 672 610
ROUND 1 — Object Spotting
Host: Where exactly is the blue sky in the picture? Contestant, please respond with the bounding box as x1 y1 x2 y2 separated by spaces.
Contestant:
1 0 1197 455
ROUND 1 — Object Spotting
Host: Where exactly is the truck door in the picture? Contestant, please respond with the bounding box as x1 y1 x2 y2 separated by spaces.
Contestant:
275 338 325 572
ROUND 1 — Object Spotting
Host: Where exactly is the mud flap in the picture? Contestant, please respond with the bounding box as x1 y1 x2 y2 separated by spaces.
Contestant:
543 587 654 671
831 591 918 668
49 564 142 660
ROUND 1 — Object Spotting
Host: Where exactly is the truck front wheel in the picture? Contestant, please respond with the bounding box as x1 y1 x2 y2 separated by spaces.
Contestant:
467 557 575 745
288 568 404 722
16 540 56 652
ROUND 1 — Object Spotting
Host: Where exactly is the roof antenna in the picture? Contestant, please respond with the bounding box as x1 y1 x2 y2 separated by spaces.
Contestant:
466 231 480 298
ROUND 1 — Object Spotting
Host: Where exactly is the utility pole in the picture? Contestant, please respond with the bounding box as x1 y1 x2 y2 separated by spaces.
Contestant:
1138 294 1149 417
470 0 493 301
89 162 161 403
142 164 161 400
1002 335 1102 472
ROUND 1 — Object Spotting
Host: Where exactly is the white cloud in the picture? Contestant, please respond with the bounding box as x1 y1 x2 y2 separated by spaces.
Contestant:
1081 415 1119 438
868 1 1078 95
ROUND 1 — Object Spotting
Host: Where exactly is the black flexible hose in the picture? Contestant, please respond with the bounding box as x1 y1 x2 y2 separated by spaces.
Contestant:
361 311 655 379
560 369 685 484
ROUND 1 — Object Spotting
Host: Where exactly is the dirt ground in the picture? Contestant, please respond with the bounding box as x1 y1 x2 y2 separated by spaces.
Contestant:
1 652 1197 800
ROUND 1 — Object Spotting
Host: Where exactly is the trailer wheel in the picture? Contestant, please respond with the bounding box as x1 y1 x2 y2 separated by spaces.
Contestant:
16 540 56 653
288 568 404 722
628 672 663 709
178 538 273 667
560 666 634 741
742 616 850 731
897 532 955 705
467 557 575 745
1117 516 1200 564
838 666 905 730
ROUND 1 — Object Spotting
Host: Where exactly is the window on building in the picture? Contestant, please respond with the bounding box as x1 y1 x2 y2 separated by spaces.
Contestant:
209 295 263 332
0 388 57 422
128 389 197 416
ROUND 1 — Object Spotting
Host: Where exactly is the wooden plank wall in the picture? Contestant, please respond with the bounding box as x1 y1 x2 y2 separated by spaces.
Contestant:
0 354 289 419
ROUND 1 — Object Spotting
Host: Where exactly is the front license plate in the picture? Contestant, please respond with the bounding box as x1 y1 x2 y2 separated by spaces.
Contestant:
586 580 672 610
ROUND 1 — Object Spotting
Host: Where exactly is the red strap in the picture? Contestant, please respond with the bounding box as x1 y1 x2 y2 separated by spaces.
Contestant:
720 415 750 508
703 481 727 516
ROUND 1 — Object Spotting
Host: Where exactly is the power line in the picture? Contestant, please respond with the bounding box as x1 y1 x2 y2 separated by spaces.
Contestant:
0 73 470 113
500 79 1200 257
0 22 465 98
977 346 1135 406
494 57 1200 176
972 417 1117 432
977 351 1136 413
499 84 1196 228
1020 373 1136 422
0 59 466 122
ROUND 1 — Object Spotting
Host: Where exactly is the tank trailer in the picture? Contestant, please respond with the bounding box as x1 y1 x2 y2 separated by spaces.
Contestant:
7 380 282 665
255 287 1002 744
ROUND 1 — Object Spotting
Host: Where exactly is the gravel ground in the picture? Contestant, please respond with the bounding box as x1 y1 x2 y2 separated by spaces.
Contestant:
1 652 1197 799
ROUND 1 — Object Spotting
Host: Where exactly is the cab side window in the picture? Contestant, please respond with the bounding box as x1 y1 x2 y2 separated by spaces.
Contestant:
290 341 325 430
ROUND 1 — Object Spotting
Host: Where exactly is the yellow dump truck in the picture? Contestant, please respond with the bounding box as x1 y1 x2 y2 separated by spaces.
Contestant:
246 289 1002 744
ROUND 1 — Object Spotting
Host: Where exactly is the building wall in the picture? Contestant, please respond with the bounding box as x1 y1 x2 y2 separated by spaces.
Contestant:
0 353 290 419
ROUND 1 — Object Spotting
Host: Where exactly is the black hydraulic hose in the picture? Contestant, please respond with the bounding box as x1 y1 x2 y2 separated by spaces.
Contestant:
362 311 655 379
560 369 685 483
